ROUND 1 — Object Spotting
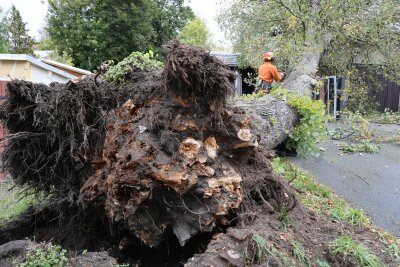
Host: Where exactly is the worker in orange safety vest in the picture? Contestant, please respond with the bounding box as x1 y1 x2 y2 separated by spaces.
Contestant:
258 52 284 93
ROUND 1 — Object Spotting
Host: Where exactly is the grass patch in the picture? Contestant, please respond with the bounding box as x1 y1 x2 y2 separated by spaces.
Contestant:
336 141 381 154
251 234 268 264
278 208 291 231
330 236 381 267
291 240 311 267
271 158 370 227
373 229 400 261
0 182 35 226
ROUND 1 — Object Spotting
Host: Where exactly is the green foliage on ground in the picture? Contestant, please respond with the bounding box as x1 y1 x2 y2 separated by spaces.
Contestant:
330 236 381 267
47 0 193 70
104 51 163 84
251 234 268 264
366 111 400 125
291 240 311 267
331 111 374 140
337 141 381 154
178 16 213 49
278 208 291 231
345 111 375 139
0 183 35 226
18 242 68 267
272 89 328 157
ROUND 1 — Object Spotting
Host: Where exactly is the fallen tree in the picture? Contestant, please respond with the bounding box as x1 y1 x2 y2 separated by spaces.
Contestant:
0 42 297 248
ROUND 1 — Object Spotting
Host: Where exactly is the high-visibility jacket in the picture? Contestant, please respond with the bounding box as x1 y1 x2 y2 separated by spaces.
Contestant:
258 62 282 84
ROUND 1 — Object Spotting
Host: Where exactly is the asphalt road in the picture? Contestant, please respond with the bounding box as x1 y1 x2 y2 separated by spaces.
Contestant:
289 124 400 236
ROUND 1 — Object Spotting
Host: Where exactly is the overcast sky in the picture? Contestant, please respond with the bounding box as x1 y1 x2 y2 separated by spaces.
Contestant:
0 0 229 46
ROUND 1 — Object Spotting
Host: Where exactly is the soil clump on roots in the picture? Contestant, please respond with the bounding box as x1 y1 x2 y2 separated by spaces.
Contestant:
0 42 398 266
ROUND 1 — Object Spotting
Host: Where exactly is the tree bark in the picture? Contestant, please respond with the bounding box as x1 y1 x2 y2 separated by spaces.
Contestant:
234 96 298 149
281 48 322 96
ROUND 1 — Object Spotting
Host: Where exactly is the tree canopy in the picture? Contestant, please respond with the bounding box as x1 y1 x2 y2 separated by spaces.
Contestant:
178 17 212 49
218 0 400 78
47 0 193 70
152 0 194 50
4 5 35 54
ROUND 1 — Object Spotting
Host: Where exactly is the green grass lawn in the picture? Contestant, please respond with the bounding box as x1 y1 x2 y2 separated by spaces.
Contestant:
0 182 35 226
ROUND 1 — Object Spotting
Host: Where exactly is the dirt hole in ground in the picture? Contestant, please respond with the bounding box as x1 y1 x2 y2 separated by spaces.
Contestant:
115 231 214 266
0 207 237 267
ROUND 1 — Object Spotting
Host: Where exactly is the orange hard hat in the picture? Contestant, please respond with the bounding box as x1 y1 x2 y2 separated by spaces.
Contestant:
263 52 274 60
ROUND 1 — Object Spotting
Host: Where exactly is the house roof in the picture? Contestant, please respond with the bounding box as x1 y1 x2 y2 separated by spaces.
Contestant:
0 54 76 79
41 59 92 76
210 52 241 67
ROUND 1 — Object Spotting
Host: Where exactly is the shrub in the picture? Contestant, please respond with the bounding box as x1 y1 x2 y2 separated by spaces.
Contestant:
272 89 328 156
18 242 68 267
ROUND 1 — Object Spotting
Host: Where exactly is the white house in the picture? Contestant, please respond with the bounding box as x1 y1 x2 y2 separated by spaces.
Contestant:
0 54 76 85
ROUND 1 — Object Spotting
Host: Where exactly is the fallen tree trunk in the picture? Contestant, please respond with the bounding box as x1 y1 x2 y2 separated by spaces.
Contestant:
234 97 298 149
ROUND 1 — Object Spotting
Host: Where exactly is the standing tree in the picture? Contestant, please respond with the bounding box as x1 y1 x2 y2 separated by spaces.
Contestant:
47 0 193 70
0 8 9 53
178 17 213 49
5 5 35 54
152 0 194 52
218 0 400 96
47 0 156 70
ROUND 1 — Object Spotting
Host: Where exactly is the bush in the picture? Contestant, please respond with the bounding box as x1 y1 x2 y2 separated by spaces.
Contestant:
18 243 68 267
272 89 328 156
344 68 380 114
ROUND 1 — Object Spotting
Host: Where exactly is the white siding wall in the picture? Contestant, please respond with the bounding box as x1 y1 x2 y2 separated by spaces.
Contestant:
31 65 70 84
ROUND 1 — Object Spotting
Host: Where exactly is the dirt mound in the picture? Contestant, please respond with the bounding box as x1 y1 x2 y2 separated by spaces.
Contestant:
0 240 32 267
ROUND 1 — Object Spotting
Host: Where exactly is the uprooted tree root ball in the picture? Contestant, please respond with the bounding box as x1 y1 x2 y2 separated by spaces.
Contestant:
0 42 297 248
